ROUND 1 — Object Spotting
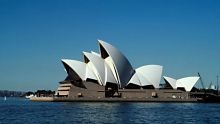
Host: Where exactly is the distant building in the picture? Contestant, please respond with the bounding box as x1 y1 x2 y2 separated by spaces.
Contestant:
56 40 199 98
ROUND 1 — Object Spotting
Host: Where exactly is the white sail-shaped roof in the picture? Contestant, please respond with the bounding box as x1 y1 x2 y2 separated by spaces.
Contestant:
61 59 86 81
163 76 177 89
98 40 135 88
83 52 105 85
163 76 200 92
136 65 163 88
85 64 97 81
91 51 101 57
86 62 103 85
60 39 200 92
136 72 152 86
104 56 119 84
177 77 200 92
104 63 118 86
128 72 141 86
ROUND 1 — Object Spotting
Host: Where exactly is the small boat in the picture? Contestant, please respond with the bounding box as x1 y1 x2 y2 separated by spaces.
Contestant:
4 96 6 101
25 94 35 99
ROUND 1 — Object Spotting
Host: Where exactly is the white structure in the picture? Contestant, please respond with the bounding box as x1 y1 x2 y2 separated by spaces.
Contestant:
61 40 135 88
127 65 163 88
60 39 198 92
163 76 200 92
135 65 163 88
83 51 118 86
83 52 106 85
98 40 135 88
163 76 177 89
128 73 141 86
61 59 87 81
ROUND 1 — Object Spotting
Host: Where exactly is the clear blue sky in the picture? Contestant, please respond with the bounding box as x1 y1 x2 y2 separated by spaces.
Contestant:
0 0 219 91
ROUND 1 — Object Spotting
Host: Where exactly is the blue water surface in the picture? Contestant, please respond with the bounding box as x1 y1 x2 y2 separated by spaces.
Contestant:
0 97 220 124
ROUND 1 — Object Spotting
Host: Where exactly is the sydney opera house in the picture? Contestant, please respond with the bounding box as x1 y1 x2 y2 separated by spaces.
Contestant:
55 40 200 100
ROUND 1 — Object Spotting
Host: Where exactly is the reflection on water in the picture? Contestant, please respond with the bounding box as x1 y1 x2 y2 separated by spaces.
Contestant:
0 97 220 123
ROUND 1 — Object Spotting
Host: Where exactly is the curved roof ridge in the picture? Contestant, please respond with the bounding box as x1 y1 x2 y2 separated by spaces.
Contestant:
83 52 106 85
163 76 177 89
61 59 87 81
98 39 135 88
136 65 163 88
128 72 141 86
177 76 200 92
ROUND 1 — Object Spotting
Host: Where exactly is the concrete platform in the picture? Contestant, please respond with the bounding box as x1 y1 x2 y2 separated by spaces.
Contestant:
30 97 54 102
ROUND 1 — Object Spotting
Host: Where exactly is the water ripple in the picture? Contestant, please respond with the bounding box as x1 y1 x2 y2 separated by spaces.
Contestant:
0 98 220 124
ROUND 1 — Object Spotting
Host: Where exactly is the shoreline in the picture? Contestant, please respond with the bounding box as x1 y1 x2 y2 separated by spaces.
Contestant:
30 97 200 103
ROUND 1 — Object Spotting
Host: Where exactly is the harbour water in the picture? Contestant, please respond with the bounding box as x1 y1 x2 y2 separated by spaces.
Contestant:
1 97 220 124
